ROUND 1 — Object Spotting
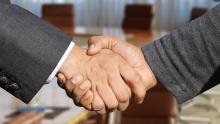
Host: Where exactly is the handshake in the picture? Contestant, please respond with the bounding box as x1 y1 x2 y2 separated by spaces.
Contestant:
57 36 157 114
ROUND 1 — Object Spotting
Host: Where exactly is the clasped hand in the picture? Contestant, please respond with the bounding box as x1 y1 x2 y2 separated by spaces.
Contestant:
57 36 157 114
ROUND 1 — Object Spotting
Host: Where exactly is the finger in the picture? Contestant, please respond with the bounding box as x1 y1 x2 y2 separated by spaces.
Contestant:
57 73 67 88
80 90 93 110
93 93 107 115
118 100 130 111
92 87 106 114
88 36 118 55
88 36 106 55
119 59 146 104
73 80 92 105
108 73 131 103
65 75 83 97
95 80 119 110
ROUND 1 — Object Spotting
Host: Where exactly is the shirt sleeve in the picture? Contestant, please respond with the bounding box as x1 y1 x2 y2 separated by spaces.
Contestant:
46 41 75 83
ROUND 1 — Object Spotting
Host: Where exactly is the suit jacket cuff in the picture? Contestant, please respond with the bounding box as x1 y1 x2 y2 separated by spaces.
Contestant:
46 41 75 83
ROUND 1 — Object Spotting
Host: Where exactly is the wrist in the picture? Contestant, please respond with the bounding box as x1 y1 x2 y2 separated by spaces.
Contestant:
145 59 158 88
148 65 157 87
59 45 89 79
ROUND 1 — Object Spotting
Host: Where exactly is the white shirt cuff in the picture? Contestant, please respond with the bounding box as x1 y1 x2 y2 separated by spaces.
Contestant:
46 41 75 83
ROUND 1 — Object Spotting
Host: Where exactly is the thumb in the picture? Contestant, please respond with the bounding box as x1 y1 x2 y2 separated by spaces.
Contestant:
87 43 102 55
87 36 110 55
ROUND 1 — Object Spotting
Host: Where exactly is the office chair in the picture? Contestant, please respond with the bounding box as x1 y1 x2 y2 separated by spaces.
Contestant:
120 83 177 124
122 4 154 30
190 7 208 21
42 4 74 33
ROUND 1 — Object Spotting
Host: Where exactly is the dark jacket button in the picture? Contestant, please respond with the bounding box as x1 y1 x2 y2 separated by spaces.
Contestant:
5 83 20 91
0 77 9 85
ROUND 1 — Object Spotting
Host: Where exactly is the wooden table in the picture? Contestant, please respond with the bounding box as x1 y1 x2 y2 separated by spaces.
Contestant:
0 26 167 124
72 27 168 47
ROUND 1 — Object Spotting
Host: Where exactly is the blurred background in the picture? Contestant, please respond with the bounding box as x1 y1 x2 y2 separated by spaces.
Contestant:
1 0 220 124
10 0 218 30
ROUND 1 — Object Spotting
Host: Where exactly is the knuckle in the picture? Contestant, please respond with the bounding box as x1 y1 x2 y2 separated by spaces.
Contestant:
128 75 141 90
93 102 105 111
72 75 83 85
107 100 118 110
117 92 129 103
132 73 142 83
82 91 93 104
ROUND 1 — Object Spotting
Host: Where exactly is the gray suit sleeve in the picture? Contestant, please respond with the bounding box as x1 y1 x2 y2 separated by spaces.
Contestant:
0 4 72 103
142 4 220 103
0 0 10 5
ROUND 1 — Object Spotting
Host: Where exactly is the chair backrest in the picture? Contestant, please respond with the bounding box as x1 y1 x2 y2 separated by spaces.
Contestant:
42 4 74 32
122 4 153 30
121 83 177 124
190 7 208 21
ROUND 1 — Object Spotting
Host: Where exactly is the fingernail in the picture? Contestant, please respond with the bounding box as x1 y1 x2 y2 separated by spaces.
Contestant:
80 81 89 90
72 76 83 85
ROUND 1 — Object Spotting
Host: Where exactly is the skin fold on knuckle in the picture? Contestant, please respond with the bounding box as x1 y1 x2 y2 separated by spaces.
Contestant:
108 76 129 103
93 102 105 111
74 86 89 103
92 94 105 111
131 72 142 84
106 99 118 110
116 89 130 103
96 79 119 110
81 91 93 105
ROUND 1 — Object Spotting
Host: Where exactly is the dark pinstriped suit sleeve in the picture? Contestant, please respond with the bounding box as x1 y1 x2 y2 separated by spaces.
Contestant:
1 0 10 4
0 3 72 103
142 4 220 103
